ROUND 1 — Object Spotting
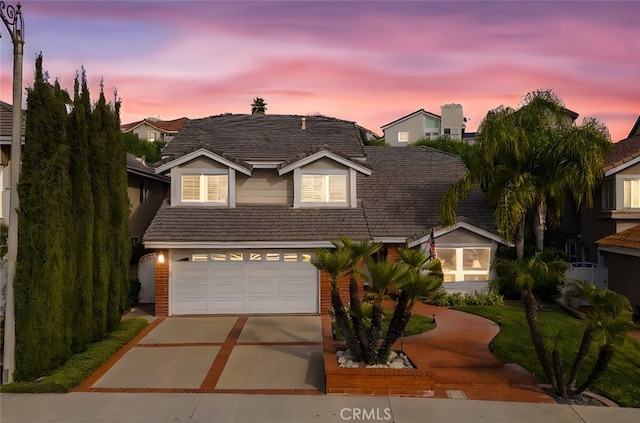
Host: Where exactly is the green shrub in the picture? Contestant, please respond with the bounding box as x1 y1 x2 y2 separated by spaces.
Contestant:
432 290 504 307
126 279 142 309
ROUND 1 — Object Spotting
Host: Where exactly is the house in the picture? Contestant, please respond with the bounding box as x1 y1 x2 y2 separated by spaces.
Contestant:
381 103 466 146
0 101 25 226
143 113 509 317
121 116 188 142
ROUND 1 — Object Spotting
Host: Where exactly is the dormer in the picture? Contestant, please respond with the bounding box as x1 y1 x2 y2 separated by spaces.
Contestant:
155 148 252 207
278 150 371 208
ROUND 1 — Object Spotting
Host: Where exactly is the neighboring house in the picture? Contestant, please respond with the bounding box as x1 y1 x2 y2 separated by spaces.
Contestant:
381 103 466 146
121 116 188 142
126 153 170 244
595 224 640 311
143 113 509 317
0 101 25 226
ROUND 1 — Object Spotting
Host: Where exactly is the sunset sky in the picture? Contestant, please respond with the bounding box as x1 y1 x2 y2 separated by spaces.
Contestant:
1 1 638 141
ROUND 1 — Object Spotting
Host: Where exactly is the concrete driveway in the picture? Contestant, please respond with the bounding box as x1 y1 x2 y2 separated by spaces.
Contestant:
75 315 324 394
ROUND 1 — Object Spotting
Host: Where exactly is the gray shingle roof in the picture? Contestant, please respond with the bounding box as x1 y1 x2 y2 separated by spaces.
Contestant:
162 114 366 161
144 204 371 243
126 153 170 182
359 146 496 240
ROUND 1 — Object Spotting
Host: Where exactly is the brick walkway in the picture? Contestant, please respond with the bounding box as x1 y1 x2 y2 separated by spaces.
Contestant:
399 302 554 403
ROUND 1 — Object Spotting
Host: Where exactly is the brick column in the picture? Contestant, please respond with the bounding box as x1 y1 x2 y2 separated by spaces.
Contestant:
155 259 169 317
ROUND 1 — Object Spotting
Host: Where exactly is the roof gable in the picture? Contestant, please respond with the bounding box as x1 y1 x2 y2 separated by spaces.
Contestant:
604 135 640 176
380 109 441 130
278 150 372 176
121 117 188 133
155 148 252 175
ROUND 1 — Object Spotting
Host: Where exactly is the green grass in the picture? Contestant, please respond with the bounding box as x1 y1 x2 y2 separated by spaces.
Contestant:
332 310 435 340
0 318 148 393
456 305 640 408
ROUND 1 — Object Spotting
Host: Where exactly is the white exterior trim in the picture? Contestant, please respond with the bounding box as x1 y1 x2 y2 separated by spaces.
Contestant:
598 245 640 258
408 221 512 248
278 150 372 176
604 155 640 177
145 240 335 249
156 148 252 176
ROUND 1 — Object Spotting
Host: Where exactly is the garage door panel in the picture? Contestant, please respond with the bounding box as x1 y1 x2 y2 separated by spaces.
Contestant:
172 256 318 315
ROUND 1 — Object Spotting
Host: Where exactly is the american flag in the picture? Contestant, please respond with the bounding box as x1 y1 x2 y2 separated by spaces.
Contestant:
428 229 437 260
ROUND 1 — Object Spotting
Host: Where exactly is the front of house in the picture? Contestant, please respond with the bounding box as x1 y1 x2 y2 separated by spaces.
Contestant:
143 114 508 316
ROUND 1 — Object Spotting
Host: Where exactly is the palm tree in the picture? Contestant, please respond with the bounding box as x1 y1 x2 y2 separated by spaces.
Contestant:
440 90 611 259
251 97 267 114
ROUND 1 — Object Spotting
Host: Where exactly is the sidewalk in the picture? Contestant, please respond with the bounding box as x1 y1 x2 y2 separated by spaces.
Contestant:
2 392 638 423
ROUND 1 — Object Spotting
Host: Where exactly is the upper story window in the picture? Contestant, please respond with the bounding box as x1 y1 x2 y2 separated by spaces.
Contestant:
624 179 640 208
181 174 228 203
397 131 409 143
301 174 347 203
601 178 615 210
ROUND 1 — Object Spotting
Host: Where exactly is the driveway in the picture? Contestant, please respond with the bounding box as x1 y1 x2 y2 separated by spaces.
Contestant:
75 315 324 394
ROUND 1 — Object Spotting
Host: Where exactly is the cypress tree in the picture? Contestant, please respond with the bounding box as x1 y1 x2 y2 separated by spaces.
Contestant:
87 82 110 340
15 54 73 379
68 70 95 352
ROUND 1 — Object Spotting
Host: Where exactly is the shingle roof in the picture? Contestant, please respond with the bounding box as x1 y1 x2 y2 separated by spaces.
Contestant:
358 146 497 240
380 109 440 130
161 114 366 161
596 224 640 252
604 135 640 173
144 204 371 243
0 100 26 139
126 153 169 182
121 117 187 133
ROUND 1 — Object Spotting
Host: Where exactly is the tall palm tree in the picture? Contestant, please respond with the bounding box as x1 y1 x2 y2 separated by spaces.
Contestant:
251 97 267 114
440 90 611 259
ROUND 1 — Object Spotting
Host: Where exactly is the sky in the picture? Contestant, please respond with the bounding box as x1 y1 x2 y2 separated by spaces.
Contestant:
1 0 639 141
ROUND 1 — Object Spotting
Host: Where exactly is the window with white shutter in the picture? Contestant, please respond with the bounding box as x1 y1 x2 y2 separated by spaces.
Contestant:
181 174 228 203
624 179 640 208
301 174 346 203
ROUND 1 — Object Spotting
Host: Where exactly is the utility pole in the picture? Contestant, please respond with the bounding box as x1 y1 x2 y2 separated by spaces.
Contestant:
1 1 24 384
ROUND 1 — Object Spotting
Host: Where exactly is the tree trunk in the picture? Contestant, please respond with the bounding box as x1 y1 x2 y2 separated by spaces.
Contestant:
515 216 526 260
552 348 567 398
576 343 614 395
533 200 547 251
365 303 384 365
378 290 411 363
331 289 363 361
349 275 368 352
524 292 558 391
568 326 595 392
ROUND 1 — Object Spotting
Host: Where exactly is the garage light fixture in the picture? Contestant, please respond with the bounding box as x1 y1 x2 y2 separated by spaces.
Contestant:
157 251 165 263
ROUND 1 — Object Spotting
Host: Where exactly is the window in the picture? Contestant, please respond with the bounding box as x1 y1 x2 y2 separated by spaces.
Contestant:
148 131 157 142
623 179 640 208
249 253 262 261
181 174 228 203
601 178 615 210
301 174 346 203
284 253 298 262
438 247 490 282
139 180 149 204
211 253 227 261
397 131 409 143
229 252 244 261
266 253 281 261
191 254 208 262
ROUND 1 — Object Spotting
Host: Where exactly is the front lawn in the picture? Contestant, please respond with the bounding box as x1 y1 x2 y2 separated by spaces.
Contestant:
457 305 640 408
0 318 148 393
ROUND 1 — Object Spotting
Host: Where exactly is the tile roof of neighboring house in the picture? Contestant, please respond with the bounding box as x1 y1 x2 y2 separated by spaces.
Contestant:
596 224 640 252
0 100 26 140
358 146 497 240
162 114 367 161
380 109 440 130
121 117 188 133
126 153 170 182
603 134 640 173
143 204 371 243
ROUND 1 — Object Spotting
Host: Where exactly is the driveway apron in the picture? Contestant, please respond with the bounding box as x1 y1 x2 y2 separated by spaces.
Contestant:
75 315 324 395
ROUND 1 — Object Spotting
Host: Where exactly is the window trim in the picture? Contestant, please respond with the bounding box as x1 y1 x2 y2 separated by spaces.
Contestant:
300 173 347 204
397 131 409 143
172 166 234 207
437 247 491 283
623 178 640 209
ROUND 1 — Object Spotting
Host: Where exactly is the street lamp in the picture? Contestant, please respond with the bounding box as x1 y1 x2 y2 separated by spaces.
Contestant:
1 1 24 384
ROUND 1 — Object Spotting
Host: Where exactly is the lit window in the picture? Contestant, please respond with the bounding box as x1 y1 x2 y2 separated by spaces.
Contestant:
148 131 157 142
266 253 281 261
211 253 226 261
192 254 208 262
301 174 347 203
249 253 262 261
181 174 228 203
623 179 640 208
229 253 244 261
398 131 409 143
284 253 298 262
437 247 490 282
301 254 312 262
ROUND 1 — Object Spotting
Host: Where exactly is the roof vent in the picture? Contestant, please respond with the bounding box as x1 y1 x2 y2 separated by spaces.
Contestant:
301 117 306 130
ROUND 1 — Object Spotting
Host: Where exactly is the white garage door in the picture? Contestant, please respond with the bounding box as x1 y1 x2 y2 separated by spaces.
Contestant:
171 259 318 315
